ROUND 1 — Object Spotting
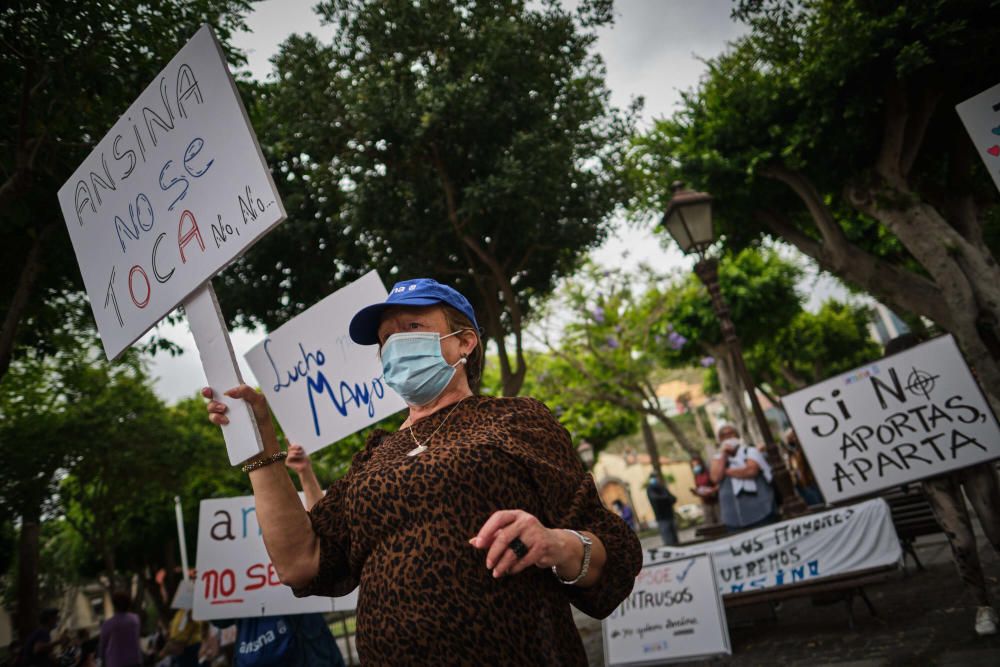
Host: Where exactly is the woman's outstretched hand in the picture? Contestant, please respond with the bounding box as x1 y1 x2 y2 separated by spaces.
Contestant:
469 509 580 580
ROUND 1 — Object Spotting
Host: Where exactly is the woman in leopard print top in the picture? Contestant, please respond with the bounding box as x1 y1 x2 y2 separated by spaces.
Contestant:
204 278 642 665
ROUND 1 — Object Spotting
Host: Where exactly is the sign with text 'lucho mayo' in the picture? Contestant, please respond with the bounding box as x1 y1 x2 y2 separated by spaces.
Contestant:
57 25 286 360
193 495 357 620
243 271 407 454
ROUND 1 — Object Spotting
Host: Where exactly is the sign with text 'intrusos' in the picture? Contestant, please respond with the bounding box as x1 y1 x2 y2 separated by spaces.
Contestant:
56 25 286 361
782 335 1000 503
193 495 357 621
603 553 730 666
244 271 407 454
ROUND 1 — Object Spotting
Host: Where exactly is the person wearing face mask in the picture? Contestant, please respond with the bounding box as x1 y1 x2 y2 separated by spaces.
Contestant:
781 429 824 507
202 277 642 666
710 424 777 532
689 456 720 525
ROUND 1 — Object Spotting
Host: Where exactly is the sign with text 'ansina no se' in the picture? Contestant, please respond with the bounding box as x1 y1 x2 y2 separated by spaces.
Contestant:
57 25 286 360
243 271 407 453
193 495 357 621
782 335 1000 503
603 553 730 666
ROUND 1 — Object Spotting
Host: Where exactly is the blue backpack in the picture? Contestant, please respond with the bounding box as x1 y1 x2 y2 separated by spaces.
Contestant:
235 616 294 667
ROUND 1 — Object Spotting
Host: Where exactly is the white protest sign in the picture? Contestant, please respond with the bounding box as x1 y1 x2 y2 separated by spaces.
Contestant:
647 499 900 596
171 579 195 610
957 81 1000 193
56 25 286 361
782 335 1000 503
244 271 406 453
604 553 729 666
193 495 357 620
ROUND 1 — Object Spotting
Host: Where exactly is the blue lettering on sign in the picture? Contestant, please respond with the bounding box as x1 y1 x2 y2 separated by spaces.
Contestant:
264 339 326 392
306 371 386 436
263 338 388 436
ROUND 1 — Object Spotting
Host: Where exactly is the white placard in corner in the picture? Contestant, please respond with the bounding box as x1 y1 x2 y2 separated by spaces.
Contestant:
603 553 730 666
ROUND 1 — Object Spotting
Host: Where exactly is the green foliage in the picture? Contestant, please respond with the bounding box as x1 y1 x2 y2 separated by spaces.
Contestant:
656 247 803 362
535 262 706 456
217 0 637 394
627 0 1000 282
746 300 883 394
482 351 638 451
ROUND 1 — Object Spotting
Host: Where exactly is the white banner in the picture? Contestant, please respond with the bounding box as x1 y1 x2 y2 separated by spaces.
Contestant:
782 335 1000 503
193 495 356 620
646 499 901 595
243 271 407 453
957 81 1000 194
604 554 730 666
57 25 286 360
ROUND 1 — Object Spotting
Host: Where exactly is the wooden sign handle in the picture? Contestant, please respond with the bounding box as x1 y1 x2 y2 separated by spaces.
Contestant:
184 281 264 465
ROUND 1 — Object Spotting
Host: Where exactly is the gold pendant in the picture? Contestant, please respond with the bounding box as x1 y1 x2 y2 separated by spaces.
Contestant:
407 444 427 457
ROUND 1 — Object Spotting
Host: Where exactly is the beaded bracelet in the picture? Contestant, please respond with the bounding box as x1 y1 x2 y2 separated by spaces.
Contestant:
241 451 287 474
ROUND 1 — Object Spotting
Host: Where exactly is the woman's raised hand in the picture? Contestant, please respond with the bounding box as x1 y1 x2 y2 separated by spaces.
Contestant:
285 443 312 475
201 385 278 450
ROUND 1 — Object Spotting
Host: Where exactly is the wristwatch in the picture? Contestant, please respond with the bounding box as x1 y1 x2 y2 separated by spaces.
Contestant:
552 529 593 585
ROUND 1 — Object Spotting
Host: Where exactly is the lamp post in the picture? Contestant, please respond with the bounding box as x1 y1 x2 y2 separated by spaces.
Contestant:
661 182 807 518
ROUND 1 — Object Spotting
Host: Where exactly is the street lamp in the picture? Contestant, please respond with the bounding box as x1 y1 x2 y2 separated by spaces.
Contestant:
661 182 807 518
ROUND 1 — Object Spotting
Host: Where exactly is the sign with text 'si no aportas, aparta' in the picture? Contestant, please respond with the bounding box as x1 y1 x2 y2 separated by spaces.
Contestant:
57 25 286 360
782 335 1000 503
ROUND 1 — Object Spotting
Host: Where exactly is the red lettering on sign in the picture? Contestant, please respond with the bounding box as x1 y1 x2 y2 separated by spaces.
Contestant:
177 209 205 263
128 265 151 308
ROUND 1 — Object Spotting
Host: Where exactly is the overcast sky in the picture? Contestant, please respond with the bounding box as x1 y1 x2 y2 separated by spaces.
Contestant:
144 0 842 403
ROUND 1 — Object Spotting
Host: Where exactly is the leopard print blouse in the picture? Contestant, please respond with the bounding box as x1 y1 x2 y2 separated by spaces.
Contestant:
293 395 642 665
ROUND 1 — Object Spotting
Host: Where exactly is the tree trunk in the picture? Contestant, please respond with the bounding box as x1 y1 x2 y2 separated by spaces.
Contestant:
0 223 54 383
640 417 663 480
709 344 766 446
15 508 41 640
848 185 1000 414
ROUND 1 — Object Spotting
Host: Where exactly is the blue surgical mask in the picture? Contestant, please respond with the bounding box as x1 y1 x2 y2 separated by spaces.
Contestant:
381 331 465 407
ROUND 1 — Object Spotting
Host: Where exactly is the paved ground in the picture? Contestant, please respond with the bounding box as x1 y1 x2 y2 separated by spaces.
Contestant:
575 527 1000 666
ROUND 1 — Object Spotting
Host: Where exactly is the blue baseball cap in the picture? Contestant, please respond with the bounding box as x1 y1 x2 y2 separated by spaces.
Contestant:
348 278 481 345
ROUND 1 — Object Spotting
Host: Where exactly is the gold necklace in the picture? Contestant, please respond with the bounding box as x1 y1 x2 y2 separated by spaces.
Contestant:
406 397 470 457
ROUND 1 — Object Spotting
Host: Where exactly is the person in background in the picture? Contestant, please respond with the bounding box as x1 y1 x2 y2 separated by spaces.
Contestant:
646 473 678 546
285 443 326 509
611 499 637 532
711 424 777 532
782 429 824 507
22 608 59 667
158 608 201 667
885 333 1000 636
690 456 720 525
98 591 141 667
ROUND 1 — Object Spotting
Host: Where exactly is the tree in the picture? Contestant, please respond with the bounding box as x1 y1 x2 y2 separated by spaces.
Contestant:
628 0 1000 409
0 0 256 382
481 351 639 453
57 360 182 592
656 248 803 445
740 300 883 397
216 0 637 396
0 300 104 638
538 263 707 464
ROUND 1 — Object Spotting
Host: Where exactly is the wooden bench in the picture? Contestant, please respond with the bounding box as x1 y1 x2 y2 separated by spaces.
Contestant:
721 565 898 630
875 485 942 572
